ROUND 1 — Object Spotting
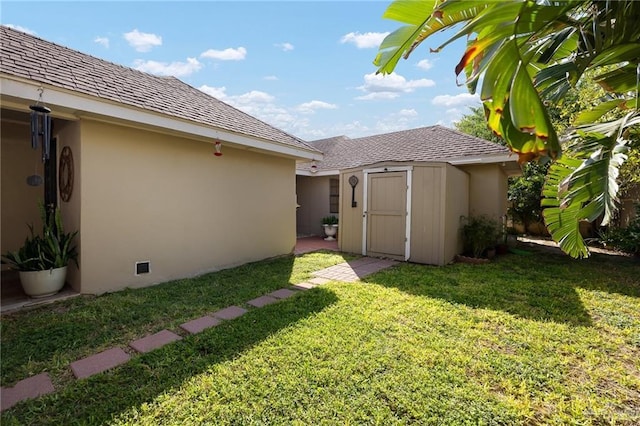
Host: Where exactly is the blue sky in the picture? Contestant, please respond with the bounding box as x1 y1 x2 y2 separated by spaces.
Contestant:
2 1 481 141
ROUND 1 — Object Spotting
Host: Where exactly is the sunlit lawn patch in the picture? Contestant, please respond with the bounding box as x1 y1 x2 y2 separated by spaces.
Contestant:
1 246 638 425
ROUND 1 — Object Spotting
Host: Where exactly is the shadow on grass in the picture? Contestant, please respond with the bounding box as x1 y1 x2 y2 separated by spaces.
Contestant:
1 255 303 386
1 287 338 425
365 247 639 327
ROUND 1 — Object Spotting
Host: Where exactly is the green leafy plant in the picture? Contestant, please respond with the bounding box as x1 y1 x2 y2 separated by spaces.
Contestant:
2 204 78 271
598 204 640 255
374 0 640 258
461 215 501 258
321 216 339 225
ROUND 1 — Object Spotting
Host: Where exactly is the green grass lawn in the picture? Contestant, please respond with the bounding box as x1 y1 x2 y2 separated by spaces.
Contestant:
2 244 639 425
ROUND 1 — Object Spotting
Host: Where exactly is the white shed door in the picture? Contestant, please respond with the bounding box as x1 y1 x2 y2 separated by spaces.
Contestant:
366 172 407 258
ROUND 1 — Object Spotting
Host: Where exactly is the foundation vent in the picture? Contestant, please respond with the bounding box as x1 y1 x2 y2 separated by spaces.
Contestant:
135 261 150 275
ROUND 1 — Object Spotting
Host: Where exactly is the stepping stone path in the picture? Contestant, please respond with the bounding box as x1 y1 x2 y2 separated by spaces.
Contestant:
0 256 396 412
1 373 55 412
180 315 222 334
70 347 131 380
247 295 279 308
130 330 182 354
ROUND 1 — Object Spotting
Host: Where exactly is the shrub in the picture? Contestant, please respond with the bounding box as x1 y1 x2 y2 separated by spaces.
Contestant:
461 215 501 258
598 204 640 255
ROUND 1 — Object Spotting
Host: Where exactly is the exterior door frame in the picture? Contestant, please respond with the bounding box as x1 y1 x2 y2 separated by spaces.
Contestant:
362 165 412 260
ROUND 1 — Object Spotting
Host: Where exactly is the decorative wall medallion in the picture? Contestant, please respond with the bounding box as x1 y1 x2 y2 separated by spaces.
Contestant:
59 146 74 202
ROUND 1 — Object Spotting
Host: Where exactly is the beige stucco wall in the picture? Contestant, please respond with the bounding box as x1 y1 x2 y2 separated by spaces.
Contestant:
77 119 297 294
56 120 82 291
1 117 43 262
338 170 364 255
296 174 334 237
460 164 508 221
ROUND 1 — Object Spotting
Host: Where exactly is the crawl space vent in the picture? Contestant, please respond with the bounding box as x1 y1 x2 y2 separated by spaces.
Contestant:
135 261 150 275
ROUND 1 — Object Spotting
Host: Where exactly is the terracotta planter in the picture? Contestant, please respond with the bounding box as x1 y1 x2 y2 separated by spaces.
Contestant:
322 224 338 241
19 266 67 298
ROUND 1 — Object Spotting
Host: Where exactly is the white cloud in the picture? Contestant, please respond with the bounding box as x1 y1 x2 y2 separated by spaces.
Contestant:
123 29 162 52
432 93 480 107
94 36 109 48
416 59 433 71
199 85 228 99
200 47 247 61
133 57 201 77
356 92 401 101
232 90 275 105
275 42 294 52
263 75 278 81
340 31 389 49
5 24 37 35
356 72 435 100
398 109 418 117
297 100 338 114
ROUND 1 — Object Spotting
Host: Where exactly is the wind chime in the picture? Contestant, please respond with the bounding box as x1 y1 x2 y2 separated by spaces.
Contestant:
26 87 52 187
30 87 52 160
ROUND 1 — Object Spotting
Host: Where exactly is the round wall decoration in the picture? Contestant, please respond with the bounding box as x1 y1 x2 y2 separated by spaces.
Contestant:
59 146 74 202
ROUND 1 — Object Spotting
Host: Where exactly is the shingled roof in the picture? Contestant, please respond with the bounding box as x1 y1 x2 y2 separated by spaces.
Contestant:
297 126 513 172
0 26 317 153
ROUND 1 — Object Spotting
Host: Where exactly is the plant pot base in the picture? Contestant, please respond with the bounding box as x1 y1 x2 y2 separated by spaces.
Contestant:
19 266 67 298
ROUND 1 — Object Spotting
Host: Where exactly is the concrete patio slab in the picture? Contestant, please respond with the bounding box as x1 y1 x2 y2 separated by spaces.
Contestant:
291 282 316 290
247 295 279 307
312 258 399 282
129 330 182 353
212 305 247 321
1 373 55 412
180 315 222 334
71 347 130 379
268 288 296 299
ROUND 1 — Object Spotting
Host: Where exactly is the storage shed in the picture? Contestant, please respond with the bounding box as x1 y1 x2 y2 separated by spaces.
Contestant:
297 126 521 265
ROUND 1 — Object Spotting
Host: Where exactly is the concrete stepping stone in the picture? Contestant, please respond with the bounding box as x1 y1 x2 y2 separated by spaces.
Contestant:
180 315 222 334
1 373 55 412
129 330 182 353
268 288 296 299
247 295 278 307
309 277 330 285
291 282 315 290
212 305 247 320
71 347 130 379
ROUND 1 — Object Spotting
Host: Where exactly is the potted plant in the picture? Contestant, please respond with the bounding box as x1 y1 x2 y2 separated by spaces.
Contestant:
460 215 501 260
2 203 78 298
321 215 339 241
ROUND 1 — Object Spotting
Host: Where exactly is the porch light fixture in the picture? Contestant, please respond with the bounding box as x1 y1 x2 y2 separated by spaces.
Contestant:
214 141 223 156
29 87 52 161
310 160 318 173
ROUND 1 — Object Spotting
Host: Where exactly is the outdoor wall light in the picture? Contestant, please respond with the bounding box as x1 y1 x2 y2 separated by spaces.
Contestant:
29 87 52 161
214 140 223 156
310 160 318 173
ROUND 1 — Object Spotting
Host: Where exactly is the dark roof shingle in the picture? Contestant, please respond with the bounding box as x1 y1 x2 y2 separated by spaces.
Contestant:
0 26 317 153
298 126 512 172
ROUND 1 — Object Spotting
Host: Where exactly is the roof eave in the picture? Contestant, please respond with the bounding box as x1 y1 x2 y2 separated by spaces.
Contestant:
447 153 518 165
1 75 320 161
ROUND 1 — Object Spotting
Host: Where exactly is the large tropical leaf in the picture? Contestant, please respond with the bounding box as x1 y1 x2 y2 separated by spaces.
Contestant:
542 112 639 257
374 0 640 258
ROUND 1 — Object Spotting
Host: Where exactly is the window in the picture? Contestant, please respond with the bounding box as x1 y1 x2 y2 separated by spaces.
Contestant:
330 178 339 213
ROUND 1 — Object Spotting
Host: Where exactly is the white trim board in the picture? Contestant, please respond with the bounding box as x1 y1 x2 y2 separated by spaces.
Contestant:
1 76 319 161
